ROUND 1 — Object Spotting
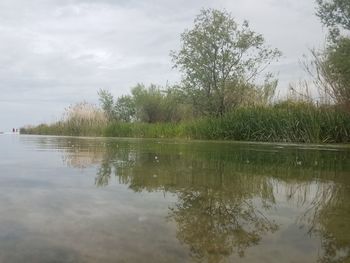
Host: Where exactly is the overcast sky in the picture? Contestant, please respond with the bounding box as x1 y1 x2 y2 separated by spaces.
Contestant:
0 0 325 131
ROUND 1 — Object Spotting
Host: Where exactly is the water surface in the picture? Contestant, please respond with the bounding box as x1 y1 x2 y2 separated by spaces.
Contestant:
0 135 349 263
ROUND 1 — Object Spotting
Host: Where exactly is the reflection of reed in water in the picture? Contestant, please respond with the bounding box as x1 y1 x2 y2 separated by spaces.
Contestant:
280 179 350 263
62 151 104 169
304 184 349 263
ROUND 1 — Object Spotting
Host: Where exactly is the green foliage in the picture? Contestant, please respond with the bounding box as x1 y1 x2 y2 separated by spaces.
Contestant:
22 104 349 143
97 84 193 124
98 89 116 121
187 104 350 143
162 86 194 122
305 38 350 110
131 83 165 123
316 0 350 39
128 83 193 123
312 0 350 111
103 122 186 138
324 37 350 109
115 95 135 122
171 8 281 116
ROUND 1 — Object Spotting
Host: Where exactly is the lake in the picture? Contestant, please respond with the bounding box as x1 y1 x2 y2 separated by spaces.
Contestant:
0 135 349 263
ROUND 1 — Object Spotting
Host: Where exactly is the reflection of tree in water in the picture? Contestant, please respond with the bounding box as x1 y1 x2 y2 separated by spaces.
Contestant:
59 139 281 261
169 188 278 262
94 143 137 187
33 137 350 262
95 161 112 187
94 149 281 261
94 142 350 262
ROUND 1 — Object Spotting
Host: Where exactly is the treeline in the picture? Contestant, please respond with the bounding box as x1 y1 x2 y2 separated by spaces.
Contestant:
21 3 350 143
98 84 192 123
98 80 277 124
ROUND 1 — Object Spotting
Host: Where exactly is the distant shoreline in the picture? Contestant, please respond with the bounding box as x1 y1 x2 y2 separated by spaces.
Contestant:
0 132 20 135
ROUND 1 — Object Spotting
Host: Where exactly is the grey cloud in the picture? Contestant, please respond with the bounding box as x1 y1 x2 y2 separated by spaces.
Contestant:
0 0 325 131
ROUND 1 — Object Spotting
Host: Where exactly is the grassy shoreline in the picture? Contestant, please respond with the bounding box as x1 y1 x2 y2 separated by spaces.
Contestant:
21 105 350 144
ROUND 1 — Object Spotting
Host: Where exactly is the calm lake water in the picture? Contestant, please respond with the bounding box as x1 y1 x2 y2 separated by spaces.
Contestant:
0 135 349 263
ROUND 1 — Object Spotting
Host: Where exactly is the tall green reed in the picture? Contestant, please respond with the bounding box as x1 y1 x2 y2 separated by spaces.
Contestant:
21 103 350 143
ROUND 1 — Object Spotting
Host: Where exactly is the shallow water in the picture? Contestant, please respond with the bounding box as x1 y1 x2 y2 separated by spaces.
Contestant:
0 135 349 263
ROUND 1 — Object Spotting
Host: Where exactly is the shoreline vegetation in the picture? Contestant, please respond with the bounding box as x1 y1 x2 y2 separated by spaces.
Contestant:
20 103 350 143
21 7 350 144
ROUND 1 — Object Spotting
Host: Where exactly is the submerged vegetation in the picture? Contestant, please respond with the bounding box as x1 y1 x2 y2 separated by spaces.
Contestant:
21 5 350 143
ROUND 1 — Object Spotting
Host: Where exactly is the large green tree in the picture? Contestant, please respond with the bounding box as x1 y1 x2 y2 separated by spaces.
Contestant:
316 0 350 39
310 0 350 110
323 38 350 109
171 9 281 116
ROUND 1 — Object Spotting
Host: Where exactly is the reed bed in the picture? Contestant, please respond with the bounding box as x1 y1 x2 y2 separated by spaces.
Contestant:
21 103 350 143
188 104 350 143
22 102 107 137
